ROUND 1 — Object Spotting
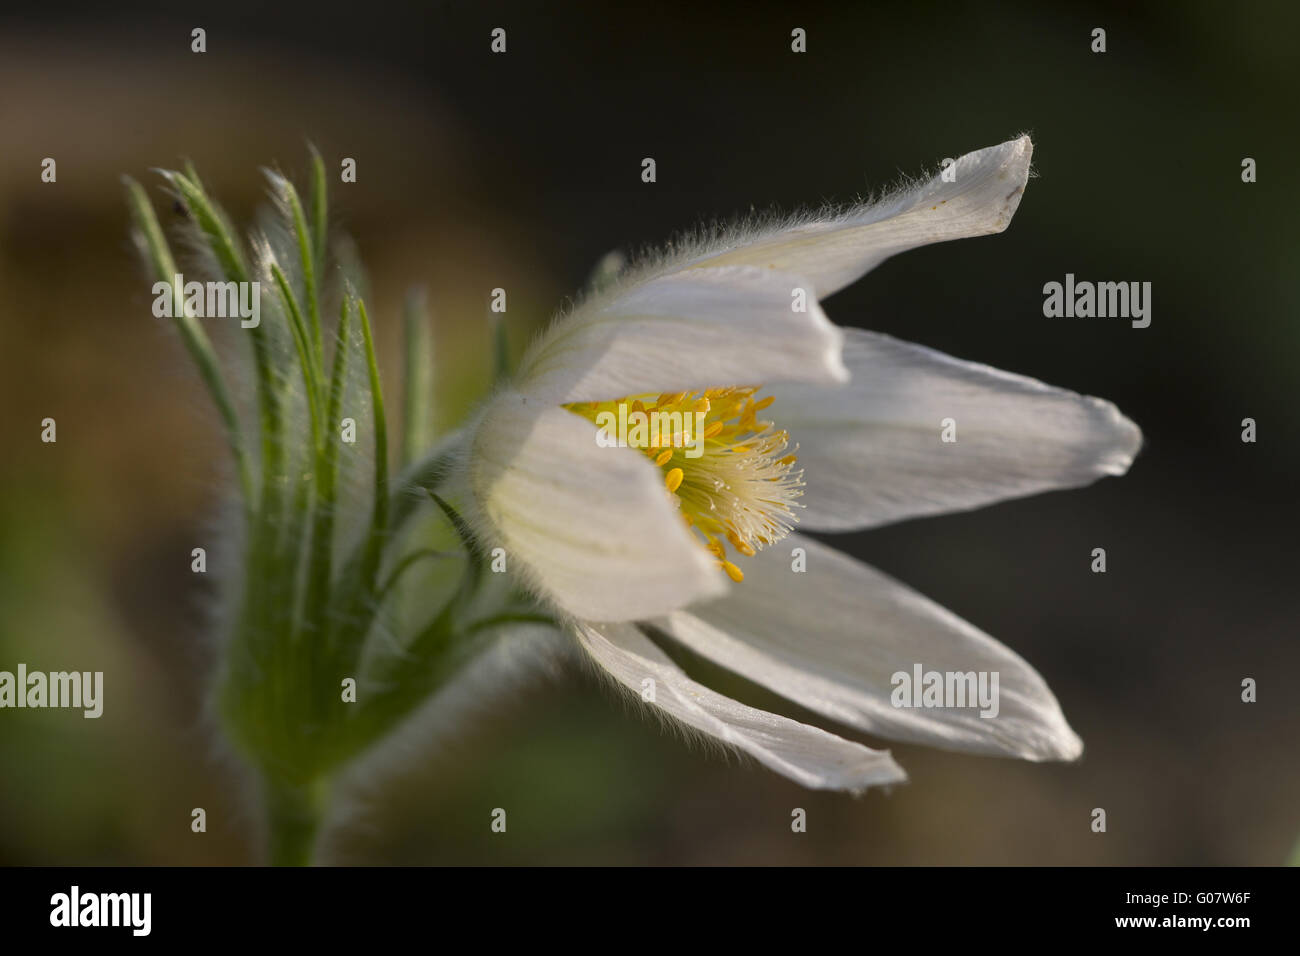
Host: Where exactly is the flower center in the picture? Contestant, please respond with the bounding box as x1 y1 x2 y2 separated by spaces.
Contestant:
566 386 802 582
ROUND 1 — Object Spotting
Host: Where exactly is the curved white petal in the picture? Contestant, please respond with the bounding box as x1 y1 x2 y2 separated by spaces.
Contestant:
683 136 1033 298
772 328 1142 532
466 392 727 621
574 619 906 791
656 535 1083 761
515 266 847 405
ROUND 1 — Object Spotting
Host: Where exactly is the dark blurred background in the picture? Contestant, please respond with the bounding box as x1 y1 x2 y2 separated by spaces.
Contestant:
1 0 1296 864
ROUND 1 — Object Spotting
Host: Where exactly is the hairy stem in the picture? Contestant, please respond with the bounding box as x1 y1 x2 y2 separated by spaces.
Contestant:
265 777 328 867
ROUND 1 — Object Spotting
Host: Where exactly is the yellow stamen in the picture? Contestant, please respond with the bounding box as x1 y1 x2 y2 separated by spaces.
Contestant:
726 532 756 557
565 385 803 585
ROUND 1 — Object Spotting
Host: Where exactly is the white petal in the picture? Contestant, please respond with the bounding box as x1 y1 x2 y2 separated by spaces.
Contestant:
466 392 727 621
515 266 847 405
683 136 1034 298
574 619 906 790
655 535 1082 761
772 328 1142 532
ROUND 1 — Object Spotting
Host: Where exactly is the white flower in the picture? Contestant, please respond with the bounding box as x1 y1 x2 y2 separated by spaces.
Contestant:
450 136 1141 791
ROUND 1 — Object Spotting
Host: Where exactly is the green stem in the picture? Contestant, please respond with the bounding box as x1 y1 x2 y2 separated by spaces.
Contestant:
123 177 255 510
280 174 323 362
308 145 329 305
266 777 328 866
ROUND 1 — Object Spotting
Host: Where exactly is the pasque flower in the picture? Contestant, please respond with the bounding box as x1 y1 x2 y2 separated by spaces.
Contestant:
453 135 1142 790
127 136 1139 864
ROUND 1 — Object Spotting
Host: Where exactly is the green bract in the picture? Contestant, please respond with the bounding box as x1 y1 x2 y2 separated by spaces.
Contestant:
124 152 551 865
